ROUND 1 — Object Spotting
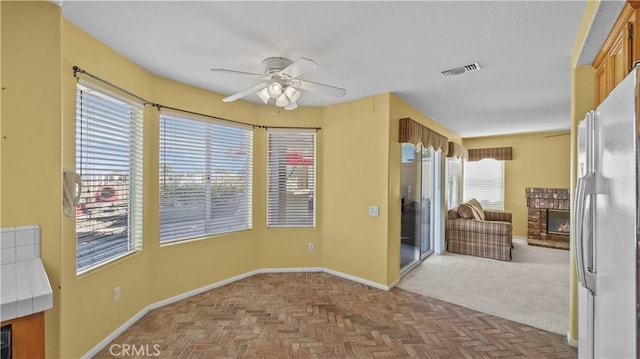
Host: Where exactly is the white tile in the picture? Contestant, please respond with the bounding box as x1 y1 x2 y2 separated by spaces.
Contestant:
34 227 40 246
16 261 33 317
16 298 33 318
16 228 35 246
1 263 17 299
1 300 17 322
16 261 31 294
33 292 53 313
1 263 18 321
1 247 16 264
1 229 16 249
27 259 52 295
15 225 36 231
16 245 35 261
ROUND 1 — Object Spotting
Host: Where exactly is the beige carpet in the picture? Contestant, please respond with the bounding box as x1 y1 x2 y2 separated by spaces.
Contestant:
397 237 571 336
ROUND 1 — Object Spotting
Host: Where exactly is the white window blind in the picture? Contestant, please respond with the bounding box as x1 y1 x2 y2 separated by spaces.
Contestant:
463 159 504 210
267 129 316 227
447 157 463 209
75 84 143 273
159 113 253 242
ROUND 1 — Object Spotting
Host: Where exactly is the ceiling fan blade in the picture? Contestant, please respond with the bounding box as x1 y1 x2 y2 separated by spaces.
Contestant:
210 68 266 79
290 79 346 97
279 57 319 79
222 83 269 102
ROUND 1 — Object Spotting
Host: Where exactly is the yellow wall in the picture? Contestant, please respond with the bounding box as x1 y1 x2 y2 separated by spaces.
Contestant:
0 4 325 356
60 21 327 357
255 106 324 269
463 131 571 237
1 3 63 357
387 94 462 283
321 95 392 285
1 2 463 357
60 18 155 358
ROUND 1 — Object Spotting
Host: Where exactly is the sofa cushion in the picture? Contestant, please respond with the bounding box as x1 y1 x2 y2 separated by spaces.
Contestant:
448 208 460 219
457 204 476 219
467 198 486 220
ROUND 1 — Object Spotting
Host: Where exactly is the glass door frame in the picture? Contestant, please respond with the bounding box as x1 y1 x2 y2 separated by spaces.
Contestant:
400 143 439 274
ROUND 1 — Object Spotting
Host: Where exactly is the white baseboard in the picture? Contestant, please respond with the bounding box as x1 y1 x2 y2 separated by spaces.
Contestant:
513 236 527 241
386 278 400 290
567 332 578 347
82 267 389 358
258 267 323 274
82 270 259 358
147 270 259 311
82 306 149 359
322 268 392 291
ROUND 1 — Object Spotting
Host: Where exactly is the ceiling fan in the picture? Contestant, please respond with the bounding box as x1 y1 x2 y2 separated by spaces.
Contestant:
211 57 346 110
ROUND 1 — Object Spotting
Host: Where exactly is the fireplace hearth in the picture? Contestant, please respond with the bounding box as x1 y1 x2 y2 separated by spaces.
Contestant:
525 187 570 249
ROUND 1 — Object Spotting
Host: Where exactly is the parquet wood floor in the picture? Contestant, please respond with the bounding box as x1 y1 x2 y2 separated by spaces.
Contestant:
93 272 577 358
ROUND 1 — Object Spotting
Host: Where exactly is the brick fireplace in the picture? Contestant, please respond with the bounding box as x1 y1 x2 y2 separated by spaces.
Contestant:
525 187 570 249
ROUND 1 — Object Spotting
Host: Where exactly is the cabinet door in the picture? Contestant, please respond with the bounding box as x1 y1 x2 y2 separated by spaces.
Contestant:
592 5 639 106
607 26 629 94
595 60 608 106
0 313 45 358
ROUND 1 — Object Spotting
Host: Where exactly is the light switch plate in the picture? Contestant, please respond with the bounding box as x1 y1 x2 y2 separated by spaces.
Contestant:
369 206 379 217
114 287 121 303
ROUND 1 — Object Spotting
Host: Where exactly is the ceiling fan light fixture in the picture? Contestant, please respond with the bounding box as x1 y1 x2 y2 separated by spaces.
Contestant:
213 56 343 112
275 93 290 107
257 87 270 104
284 86 301 103
267 82 282 98
284 102 298 111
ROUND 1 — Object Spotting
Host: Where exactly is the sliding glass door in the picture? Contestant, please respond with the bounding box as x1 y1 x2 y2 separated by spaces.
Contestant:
401 144 421 270
401 143 437 273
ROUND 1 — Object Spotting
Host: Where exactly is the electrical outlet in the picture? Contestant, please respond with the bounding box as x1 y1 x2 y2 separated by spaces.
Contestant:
114 287 121 303
369 206 379 216
308 242 315 252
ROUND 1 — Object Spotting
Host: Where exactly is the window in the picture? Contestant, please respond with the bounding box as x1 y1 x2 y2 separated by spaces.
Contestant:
463 159 504 210
159 113 253 242
267 129 316 227
75 84 143 273
446 157 463 209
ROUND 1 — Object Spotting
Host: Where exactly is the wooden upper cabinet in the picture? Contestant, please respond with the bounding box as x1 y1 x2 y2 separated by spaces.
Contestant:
595 60 607 106
608 25 629 90
593 2 640 106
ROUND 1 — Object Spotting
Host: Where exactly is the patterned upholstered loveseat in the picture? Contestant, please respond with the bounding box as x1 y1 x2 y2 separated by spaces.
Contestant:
446 199 513 261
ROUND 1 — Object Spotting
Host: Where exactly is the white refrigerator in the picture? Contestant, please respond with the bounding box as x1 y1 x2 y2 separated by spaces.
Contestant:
575 67 639 358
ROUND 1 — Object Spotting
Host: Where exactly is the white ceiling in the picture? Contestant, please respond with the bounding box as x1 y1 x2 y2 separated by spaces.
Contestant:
62 1 594 138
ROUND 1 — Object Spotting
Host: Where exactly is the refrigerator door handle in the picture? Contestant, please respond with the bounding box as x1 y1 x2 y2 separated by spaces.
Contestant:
575 172 597 295
582 177 597 295
575 175 588 290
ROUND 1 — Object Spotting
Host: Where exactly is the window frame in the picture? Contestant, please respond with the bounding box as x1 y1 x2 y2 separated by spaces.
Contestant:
158 112 253 244
463 158 505 211
267 128 317 228
446 157 463 209
75 82 144 274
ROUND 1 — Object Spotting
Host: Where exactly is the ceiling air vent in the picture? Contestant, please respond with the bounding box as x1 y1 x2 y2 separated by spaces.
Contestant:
440 62 481 78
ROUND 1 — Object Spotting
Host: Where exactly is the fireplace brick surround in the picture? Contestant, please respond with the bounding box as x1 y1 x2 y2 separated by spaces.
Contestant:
525 187 570 249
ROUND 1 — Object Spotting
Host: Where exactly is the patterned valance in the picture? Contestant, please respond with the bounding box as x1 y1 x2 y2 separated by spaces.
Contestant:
399 118 448 154
468 147 513 161
447 142 468 160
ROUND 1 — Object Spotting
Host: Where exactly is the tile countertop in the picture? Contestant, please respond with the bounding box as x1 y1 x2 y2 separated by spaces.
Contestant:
1 225 53 322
